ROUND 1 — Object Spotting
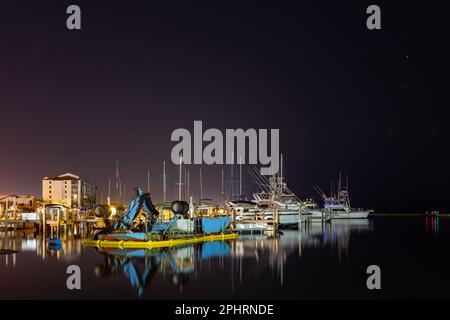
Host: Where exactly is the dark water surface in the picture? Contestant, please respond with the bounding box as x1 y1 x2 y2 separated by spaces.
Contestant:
0 216 449 299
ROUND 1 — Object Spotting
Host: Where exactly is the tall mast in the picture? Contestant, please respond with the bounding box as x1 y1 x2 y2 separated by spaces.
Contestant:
147 170 150 193
184 169 187 200
338 171 342 195
119 179 122 205
178 157 182 200
108 178 111 205
280 153 284 180
163 161 167 203
239 157 242 196
187 170 190 200
221 168 225 206
199 168 203 203
115 160 119 204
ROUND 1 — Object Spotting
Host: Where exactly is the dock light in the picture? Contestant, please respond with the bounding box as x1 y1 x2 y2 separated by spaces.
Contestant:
110 207 117 216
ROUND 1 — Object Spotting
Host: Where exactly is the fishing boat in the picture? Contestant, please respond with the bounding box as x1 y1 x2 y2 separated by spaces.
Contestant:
324 191 371 219
225 200 264 221
248 158 303 228
313 174 372 219
300 198 326 221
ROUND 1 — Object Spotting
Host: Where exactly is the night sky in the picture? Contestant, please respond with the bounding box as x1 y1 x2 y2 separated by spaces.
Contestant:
0 1 448 212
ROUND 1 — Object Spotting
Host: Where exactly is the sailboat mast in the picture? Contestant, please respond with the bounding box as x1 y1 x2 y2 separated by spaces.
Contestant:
108 178 111 205
184 169 187 200
187 170 190 200
199 168 203 203
338 171 342 195
115 160 119 204
280 153 284 196
163 161 167 203
178 157 182 200
239 158 242 196
221 168 225 206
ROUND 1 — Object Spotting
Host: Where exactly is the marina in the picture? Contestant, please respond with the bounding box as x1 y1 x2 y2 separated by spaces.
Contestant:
0 1 446 307
1 215 449 299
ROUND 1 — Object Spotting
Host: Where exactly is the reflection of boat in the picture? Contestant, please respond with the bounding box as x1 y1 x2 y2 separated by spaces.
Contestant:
228 219 374 283
301 219 373 259
94 241 232 297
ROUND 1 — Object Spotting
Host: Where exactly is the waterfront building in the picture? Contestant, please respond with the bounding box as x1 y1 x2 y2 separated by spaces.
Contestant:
0 194 38 212
42 173 96 209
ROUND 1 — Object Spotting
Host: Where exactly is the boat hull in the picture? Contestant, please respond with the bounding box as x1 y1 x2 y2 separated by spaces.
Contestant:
331 211 370 219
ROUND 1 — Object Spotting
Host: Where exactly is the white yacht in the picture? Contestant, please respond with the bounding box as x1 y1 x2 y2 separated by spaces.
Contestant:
300 198 326 221
323 190 371 219
250 160 303 228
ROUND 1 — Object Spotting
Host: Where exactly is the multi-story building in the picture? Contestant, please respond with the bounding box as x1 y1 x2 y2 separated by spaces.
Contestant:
42 173 96 209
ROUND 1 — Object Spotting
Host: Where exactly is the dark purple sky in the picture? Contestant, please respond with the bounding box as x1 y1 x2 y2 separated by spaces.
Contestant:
0 1 448 212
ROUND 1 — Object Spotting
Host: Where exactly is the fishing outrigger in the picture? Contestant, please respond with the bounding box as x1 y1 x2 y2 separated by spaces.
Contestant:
84 187 237 249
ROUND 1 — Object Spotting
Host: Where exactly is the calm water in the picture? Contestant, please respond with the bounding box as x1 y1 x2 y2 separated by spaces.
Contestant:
1 216 449 299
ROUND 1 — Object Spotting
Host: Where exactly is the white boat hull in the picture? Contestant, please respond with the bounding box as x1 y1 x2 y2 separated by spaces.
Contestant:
331 211 370 219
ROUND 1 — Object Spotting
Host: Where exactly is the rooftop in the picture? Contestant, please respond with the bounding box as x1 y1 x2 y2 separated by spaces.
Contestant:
43 173 81 181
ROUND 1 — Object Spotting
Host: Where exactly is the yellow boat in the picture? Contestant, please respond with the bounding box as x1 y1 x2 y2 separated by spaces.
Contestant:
84 232 238 249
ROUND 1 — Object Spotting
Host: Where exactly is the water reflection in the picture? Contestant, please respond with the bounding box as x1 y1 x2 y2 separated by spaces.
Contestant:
228 219 373 286
94 242 231 297
1 219 374 298
0 224 84 266
425 215 439 233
